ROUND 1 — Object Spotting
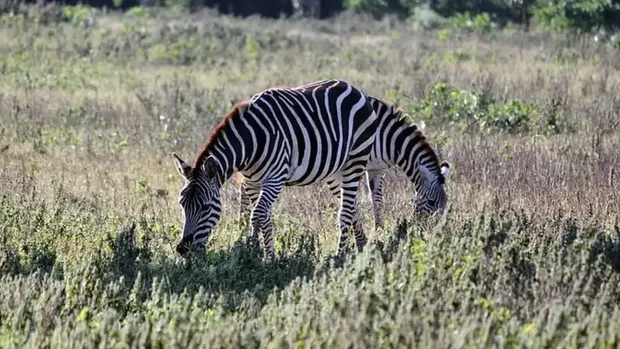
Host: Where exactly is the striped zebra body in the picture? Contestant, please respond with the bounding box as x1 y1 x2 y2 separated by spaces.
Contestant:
237 95 450 230
172 79 378 260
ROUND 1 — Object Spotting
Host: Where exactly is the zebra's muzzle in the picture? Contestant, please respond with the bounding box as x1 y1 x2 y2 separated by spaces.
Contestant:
176 241 190 257
176 238 205 257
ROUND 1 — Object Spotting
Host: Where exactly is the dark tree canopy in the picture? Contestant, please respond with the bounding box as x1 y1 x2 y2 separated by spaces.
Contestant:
14 0 620 33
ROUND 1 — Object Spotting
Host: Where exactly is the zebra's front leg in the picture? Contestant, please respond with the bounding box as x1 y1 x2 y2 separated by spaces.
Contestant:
239 183 250 228
333 178 366 257
250 181 283 262
240 182 261 246
352 195 366 251
367 171 386 230
327 177 366 253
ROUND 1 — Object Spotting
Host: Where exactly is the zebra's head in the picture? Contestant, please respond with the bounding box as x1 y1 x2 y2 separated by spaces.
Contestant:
415 160 451 215
172 153 222 257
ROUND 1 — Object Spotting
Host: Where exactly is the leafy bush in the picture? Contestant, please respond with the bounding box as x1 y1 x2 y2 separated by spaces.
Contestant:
447 12 499 32
409 83 572 134
485 99 538 133
533 0 620 33
430 0 524 23
62 5 97 27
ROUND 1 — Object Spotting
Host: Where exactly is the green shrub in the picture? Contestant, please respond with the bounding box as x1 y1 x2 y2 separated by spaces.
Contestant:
62 5 96 27
448 12 499 32
533 0 620 33
485 99 538 133
430 0 521 23
409 82 571 134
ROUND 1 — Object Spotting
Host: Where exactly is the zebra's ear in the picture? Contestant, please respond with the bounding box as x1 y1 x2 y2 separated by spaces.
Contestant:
203 156 220 181
440 160 451 182
172 153 192 179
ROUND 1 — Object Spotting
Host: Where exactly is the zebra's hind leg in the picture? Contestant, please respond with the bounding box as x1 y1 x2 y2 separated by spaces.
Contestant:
250 180 284 262
367 171 386 230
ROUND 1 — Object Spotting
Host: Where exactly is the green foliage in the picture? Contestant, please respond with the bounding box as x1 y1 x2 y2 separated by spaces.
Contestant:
485 99 538 133
164 0 192 13
4 0 620 36
533 0 620 33
244 34 261 62
127 6 151 18
448 12 499 32
430 0 521 22
409 82 572 134
429 0 620 35
437 28 451 40
62 5 96 27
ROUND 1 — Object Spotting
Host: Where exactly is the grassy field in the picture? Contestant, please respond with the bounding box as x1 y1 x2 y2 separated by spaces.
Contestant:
1 4 620 348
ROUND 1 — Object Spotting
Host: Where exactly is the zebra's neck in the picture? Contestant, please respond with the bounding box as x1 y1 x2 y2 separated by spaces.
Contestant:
392 122 433 186
369 97 442 189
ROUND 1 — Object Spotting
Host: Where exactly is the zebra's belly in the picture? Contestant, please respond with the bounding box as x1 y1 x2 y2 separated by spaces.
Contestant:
366 160 391 173
283 153 348 187
283 164 340 187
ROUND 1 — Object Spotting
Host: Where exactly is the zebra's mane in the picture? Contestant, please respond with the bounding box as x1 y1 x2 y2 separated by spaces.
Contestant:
370 96 443 176
368 95 405 121
193 100 250 169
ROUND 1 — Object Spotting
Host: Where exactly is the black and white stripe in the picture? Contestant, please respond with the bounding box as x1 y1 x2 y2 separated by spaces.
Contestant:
359 96 450 216
238 95 450 231
172 79 378 260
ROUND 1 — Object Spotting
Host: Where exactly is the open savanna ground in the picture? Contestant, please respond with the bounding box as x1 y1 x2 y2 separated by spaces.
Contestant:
1 4 620 348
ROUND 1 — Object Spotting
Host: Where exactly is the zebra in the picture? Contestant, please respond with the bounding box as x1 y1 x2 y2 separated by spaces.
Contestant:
172 79 378 261
235 95 451 231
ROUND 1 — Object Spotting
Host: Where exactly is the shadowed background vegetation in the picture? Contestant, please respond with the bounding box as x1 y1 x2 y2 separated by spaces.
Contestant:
1 1 620 347
5 0 620 35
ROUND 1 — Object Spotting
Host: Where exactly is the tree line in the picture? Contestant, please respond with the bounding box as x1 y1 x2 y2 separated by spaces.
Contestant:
18 0 620 33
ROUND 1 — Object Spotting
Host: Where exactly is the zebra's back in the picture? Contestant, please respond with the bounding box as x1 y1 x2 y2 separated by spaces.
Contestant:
237 79 378 186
